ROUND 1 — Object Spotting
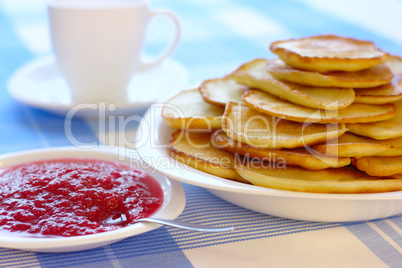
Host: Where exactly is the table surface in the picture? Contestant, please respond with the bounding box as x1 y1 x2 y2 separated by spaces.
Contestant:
1 0 402 267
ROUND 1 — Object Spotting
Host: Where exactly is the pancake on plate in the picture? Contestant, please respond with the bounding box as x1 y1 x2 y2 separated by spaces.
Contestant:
269 34 389 72
162 89 224 130
386 55 402 74
231 58 355 110
346 57 402 138
167 130 246 182
353 74 402 104
242 88 397 124
221 102 347 149
199 76 247 107
353 156 402 177
266 58 393 88
313 132 402 158
346 100 402 140
353 56 402 104
235 157 402 193
213 130 350 170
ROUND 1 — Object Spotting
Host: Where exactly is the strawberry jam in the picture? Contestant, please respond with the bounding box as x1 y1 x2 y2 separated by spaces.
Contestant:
0 159 163 237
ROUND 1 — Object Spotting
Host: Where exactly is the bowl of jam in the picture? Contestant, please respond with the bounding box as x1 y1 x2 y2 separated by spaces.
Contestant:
0 147 185 252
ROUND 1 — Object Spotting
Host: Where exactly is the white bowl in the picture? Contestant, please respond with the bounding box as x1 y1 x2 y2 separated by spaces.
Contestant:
0 147 185 252
136 105 402 222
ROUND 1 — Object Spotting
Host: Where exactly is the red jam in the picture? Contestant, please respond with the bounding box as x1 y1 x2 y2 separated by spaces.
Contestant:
0 158 163 237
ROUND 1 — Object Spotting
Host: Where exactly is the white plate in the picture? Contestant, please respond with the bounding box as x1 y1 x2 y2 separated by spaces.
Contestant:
136 105 402 222
7 56 189 118
0 147 185 252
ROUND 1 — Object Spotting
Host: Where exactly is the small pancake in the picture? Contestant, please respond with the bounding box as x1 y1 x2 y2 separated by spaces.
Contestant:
353 56 402 104
347 119 402 140
346 100 402 140
167 130 246 182
353 74 402 104
222 102 347 149
213 130 351 170
243 88 397 124
313 132 402 158
353 156 402 177
235 157 402 193
386 55 402 74
269 34 389 72
199 76 247 107
162 89 224 130
231 58 355 110
346 58 402 139
267 58 393 88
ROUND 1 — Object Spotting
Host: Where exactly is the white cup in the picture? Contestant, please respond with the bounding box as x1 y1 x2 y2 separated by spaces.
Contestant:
48 0 180 103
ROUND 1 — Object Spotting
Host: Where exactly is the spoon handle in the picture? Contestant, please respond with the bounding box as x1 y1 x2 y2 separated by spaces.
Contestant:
135 218 234 232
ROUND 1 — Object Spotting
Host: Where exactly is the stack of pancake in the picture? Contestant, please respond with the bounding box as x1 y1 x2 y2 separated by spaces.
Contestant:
161 34 402 193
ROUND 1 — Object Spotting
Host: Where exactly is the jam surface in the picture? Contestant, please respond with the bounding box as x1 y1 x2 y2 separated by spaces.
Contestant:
0 158 163 237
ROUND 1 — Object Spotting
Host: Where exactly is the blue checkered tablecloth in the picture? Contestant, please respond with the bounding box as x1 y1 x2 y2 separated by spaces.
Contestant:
1 0 402 267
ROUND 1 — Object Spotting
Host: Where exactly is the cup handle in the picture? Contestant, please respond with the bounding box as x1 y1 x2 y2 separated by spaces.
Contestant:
138 10 181 71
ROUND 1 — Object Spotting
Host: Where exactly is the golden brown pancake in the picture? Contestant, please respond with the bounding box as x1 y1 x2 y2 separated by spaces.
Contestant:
267 58 393 88
269 34 389 72
167 130 246 182
313 132 402 157
353 74 402 104
345 57 402 139
222 102 347 149
346 100 402 140
353 156 402 177
386 55 402 74
213 130 350 170
353 55 402 104
242 88 397 124
162 89 224 130
199 76 247 107
347 119 402 140
231 58 355 110
235 157 402 193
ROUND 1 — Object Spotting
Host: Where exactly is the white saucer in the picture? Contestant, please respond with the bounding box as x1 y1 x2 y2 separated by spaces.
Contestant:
7 56 189 118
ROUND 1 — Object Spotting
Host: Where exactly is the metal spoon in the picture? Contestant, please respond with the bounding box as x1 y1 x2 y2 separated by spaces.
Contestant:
103 214 234 233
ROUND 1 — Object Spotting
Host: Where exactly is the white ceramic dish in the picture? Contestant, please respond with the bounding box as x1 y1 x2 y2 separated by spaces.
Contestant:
136 105 402 222
0 147 185 252
7 56 188 118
